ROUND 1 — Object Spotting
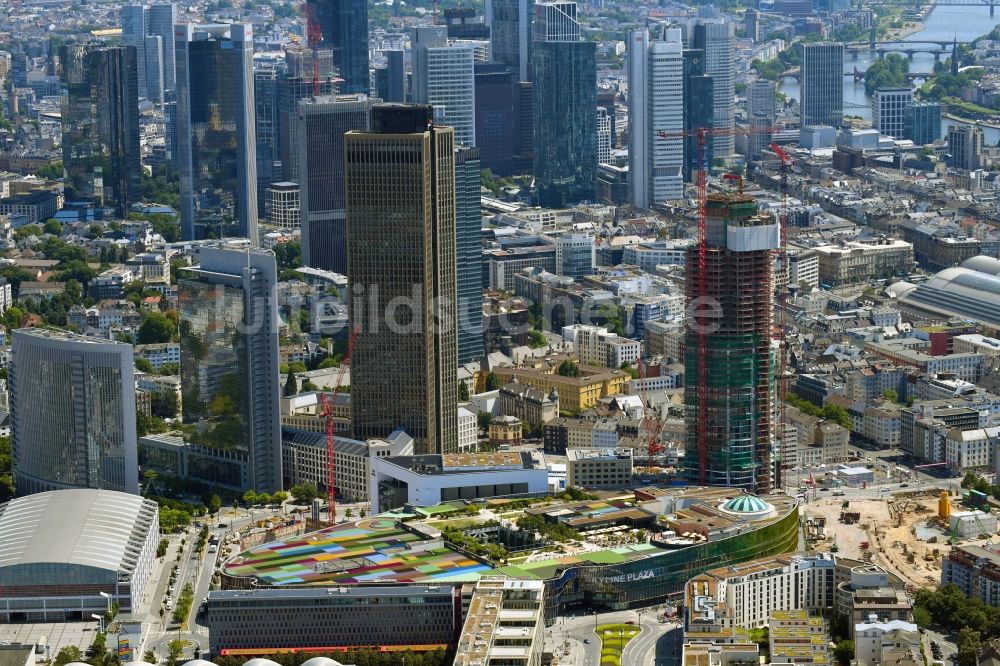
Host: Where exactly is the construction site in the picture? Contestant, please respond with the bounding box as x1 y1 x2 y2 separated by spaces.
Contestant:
804 488 999 591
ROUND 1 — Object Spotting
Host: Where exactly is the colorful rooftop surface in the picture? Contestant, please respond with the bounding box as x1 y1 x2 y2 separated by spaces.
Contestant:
223 517 495 585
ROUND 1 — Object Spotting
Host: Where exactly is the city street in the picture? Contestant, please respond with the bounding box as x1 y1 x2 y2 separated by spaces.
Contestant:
546 609 678 666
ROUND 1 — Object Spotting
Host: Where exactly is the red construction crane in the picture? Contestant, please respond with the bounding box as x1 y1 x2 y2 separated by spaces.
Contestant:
303 0 323 97
317 330 356 526
654 124 788 488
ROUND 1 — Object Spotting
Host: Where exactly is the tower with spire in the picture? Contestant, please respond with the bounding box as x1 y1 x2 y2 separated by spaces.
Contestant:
951 36 959 76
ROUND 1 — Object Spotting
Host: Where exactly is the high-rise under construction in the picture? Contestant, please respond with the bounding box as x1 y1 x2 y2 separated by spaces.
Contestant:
684 193 779 494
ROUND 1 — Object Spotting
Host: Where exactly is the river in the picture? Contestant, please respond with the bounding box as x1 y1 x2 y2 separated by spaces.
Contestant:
777 3 1000 143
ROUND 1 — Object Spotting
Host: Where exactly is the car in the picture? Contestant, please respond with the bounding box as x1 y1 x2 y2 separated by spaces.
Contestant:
583 639 592 644
820 487 830 492
900 483 909 488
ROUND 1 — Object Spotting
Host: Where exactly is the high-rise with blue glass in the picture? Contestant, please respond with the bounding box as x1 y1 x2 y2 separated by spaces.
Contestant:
456 146 483 365
308 0 370 94
532 1 596 207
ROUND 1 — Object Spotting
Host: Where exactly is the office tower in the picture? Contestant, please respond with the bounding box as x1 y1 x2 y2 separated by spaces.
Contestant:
474 63 515 175
61 42 140 216
745 9 760 42
178 244 282 492
684 194 779 494
148 4 176 93
556 233 595 280
164 100 178 172
307 0 369 94
376 50 406 102
278 48 337 181
175 23 257 241
412 27 477 148
514 81 534 172
801 42 843 128
597 89 617 147
747 79 776 160
948 124 984 171
255 66 280 212
143 35 163 104
296 94 378 273
871 87 913 139
456 146 484 365
490 0 534 81
628 27 684 209
11 329 138 497
264 182 300 229
691 19 735 157
120 5 148 99
532 1 596 207
682 48 714 182
346 105 458 454
597 107 612 165
904 102 941 145
445 7 491 40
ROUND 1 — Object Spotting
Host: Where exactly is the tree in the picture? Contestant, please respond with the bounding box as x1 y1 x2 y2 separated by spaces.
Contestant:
557 360 580 377
957 628 981 666
206 494 221 515
864 53 909 96
166 640 184 666
458 381 470 401
138 311 177 344
527 329 547 349
344 507 354 519
290 482 319 504
833 640 855 666
34 161 63 180
284 369 297 397
882 389 899 403
485 372 501 391
478 411 492 431
54 647 82 666
43 218 62 236
135 357 155 374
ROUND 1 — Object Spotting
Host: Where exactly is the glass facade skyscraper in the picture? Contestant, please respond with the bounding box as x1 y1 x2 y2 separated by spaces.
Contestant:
61 42 140 216
296 94 379 273
904 102 941 146
489 0 535 82
308 0 370 94
412 26 477 148
148 4 177 94
346 105 459 454
691 19 735 158
11 329 138 497
532 1 596 208
178 244 282 492
175 23 257 241
456 146 484 365
682 48 713 182
801 42 844 128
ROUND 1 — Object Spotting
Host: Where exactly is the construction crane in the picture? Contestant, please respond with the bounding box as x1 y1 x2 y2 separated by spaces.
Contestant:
318 330 356 526
655 124 788 489
771 142 792 489
303 0 323 97
637 358 664 460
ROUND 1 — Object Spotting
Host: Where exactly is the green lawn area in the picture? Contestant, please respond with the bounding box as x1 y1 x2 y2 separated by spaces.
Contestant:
596 623 642 666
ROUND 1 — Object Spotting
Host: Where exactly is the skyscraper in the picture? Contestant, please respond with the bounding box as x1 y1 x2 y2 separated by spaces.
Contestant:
178 243 282 492
296 94 379 273
278 47 338 180
474 63 515 175
175 23 257 241
628 27 684 209
747 79 775 159
801 42 843 128
11 329 139 497
596 106 612 165
948 123 984 171
489 0 534 81
456 146 484 365
904 102 941 146
307 0 370 94
412 26 477 148
254 65 280 213
691 19 735 157
532 1 596 207
345 105 459 454
556 233 595 279
61 42 140 216
143 35 163 104
684 194 778 494
120 5 148 99
682 48 714 182
871 87 913 139
148 4 177 94
375 50 406 102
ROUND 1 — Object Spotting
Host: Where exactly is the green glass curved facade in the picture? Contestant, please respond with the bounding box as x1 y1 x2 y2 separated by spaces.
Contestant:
538 503 800 620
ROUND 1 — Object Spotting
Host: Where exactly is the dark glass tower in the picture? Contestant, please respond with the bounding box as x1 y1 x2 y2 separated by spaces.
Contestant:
474 63 515 176
531 1 596 207
456 146 484 365
682 48 713 182
175 23 257 241
61 42 141 216
308 0 370 94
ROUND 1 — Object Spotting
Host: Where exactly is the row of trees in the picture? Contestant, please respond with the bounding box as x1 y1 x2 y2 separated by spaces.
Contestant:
913 584 1000 666
785 393 853 429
